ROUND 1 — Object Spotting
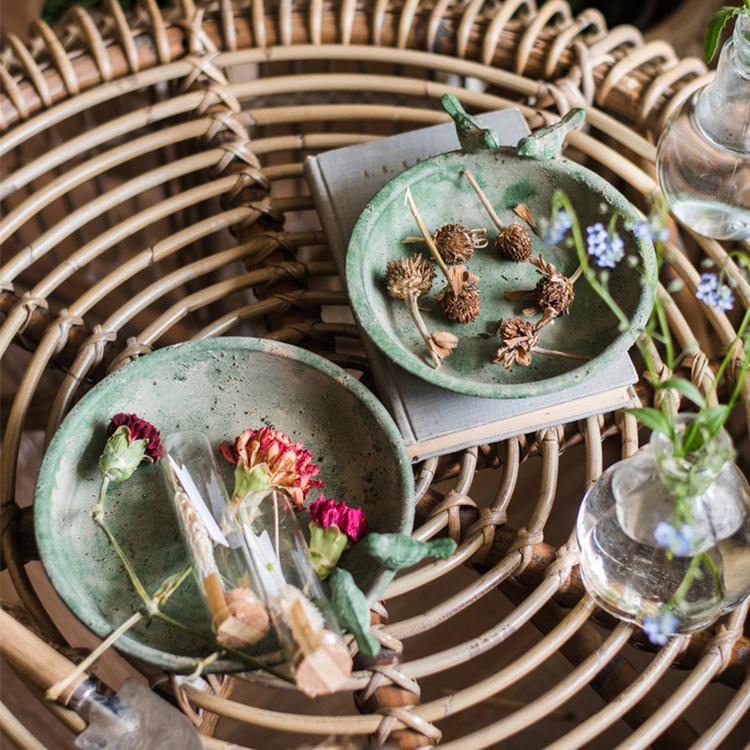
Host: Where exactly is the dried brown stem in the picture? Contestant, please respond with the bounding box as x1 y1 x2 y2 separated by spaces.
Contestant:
461 168 505 231
404 187 456 293
405 294 442 368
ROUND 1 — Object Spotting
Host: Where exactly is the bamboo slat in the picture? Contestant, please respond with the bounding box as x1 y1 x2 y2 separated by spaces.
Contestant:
1 2 748 749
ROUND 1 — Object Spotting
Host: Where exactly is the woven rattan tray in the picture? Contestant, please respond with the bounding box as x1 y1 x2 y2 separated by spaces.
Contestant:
1 2 748 748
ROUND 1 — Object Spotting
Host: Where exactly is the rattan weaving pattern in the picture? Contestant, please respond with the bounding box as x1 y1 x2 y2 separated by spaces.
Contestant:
1 2 748 748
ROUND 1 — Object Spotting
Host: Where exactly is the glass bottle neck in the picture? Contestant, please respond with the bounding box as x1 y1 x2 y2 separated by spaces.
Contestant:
695 13 750 151
650 419 734 499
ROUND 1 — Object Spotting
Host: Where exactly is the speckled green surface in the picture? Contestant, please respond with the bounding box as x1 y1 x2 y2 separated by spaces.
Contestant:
34 338 414 672
347 145 656 399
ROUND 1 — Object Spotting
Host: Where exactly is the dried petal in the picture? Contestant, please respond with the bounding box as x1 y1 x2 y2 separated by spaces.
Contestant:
220 427 323 509
107 413 164 462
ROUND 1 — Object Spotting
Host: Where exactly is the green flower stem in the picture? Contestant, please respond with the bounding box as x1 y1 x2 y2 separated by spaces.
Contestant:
95 476 109 516
669 551 722 612
93 508 152 606
669 554 704 608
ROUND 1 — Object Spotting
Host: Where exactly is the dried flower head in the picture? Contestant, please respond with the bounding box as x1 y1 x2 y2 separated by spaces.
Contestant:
494 317 541 369
220 426 323 510
531 255 575 315
309 496 367 542
108 413 164 462
432 224 486 264
100 413 163 483
442 285 480 324
495 223 533 262
535 274 573 314
385 254 435 300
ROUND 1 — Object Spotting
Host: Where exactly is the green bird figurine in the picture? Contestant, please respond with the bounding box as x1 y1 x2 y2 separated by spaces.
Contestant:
517 108 586 160
441 94 500 153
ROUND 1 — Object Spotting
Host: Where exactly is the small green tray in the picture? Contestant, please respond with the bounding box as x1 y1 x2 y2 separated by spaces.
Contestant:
34 338 414 672
346 98 656 399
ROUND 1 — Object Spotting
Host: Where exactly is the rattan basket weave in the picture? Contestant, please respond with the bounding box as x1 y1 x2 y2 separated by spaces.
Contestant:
1 1 749 748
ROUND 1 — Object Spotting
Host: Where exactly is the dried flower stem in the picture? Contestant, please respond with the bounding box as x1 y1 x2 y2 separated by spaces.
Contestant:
404 187 456 292
405 293 442 368
533 346 591 361
47 609 145 701
462 169 505 230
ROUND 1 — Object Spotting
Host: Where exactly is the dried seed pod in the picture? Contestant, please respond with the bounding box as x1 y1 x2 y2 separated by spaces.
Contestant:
442 285 480 324
494 317 539 369
385 254 435 299
495 223 533 262
535 274 574 315
433 224 485 264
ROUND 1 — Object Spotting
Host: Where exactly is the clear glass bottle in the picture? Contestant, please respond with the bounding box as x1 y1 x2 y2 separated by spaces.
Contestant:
161 432 271 649
656 13 750 240
234 489 353 696
577 417 750 633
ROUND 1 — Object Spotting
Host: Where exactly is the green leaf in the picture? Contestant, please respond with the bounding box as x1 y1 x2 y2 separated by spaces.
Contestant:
705 7 741 62
659 378 706 408
359 533 457 571
681 406 729 454
624 407 672 436
329 569 380 658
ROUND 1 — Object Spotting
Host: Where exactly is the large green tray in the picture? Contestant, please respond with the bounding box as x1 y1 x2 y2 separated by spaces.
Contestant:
34 337 414 672
346 98 656 398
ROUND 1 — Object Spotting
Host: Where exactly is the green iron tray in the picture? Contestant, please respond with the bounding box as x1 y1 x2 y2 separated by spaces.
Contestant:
34 337 414 672
346 97 656 399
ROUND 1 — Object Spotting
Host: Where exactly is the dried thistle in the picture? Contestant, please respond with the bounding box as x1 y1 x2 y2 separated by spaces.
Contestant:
462 169 533 262
385 255 435 299
439 266 480 323
496 223 533 262
433 224 487 264
530 255 575 315
494 309 589 369
384 253 454 369
494 317 542 369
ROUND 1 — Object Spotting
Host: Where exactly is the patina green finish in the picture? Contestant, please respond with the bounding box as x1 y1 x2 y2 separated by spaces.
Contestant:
347 96 656 398
34 338 414 671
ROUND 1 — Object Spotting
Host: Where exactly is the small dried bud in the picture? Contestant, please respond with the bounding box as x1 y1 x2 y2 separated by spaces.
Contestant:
495 223 533 262
429 331 459 360
433 224 485 264
535 274 574 315
385 254 435 299
442 286 480 324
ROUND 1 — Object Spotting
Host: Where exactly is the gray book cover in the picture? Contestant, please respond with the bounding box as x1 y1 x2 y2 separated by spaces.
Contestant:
305 109 637 461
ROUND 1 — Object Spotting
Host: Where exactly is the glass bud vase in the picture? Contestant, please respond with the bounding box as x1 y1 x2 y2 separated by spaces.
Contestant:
234 489 353 696
577 417 750 634
656 13 750 240
161 432 271 650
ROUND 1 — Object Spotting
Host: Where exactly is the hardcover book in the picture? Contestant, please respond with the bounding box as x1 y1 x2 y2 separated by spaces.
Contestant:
305 108 637 461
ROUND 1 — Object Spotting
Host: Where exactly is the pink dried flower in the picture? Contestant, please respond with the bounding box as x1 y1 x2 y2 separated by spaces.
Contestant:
220 426 323 510
308 495 367 578
309 496 367 542
107 413 164 462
